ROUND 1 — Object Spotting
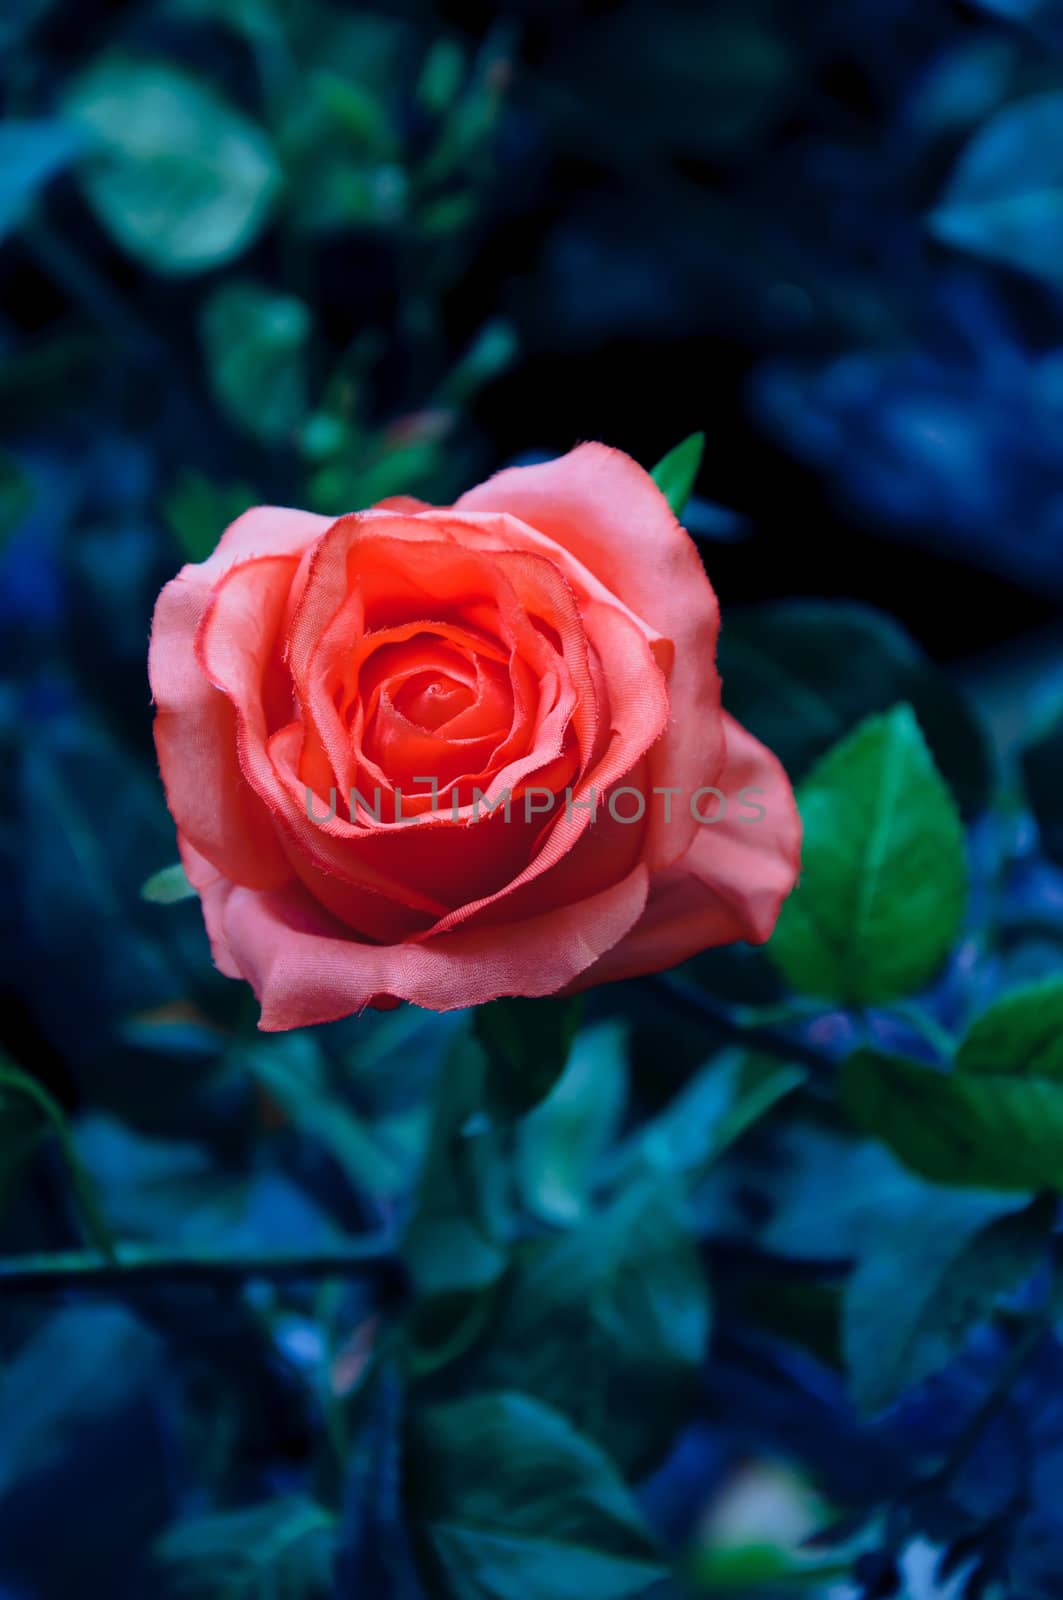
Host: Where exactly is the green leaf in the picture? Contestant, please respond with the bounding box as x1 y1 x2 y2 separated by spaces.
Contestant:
162 471 255 564
201 280 311 443
0 1057 116 1258
66 58 280 274
1023 713 1063 869
650 431 705 518
403 1033 507 1298
929 91 1063 289
140 861 195 904
626 1049 805 1184
717 602 992 818
841 1013 1063 1189
406 1391 665 1600
843 1189 1051 1414
517 1020 629 1227
957 978 1063 1078
480 1178 710 1473
0 120 83 240
238 1032 406 1197
769 705 968 1005
0 447 34 549
155 1498 335 1598
475 995 583 1123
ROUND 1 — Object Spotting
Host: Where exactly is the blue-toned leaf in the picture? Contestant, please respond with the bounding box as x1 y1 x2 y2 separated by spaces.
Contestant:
930 92 1063 289
0 121 83 240
407 1391 665 1600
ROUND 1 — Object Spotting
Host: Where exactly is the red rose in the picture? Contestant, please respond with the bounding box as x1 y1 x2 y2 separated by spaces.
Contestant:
149 444 800 1028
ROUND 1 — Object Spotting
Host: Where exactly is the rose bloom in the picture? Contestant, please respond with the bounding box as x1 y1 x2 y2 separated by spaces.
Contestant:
149 444 800 1029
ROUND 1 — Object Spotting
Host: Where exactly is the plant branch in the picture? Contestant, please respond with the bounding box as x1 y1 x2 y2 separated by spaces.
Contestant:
644 972 840 1082
0 1239 404 1295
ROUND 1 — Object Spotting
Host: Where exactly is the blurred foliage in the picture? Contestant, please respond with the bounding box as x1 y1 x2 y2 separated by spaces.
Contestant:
3 1 1063 1598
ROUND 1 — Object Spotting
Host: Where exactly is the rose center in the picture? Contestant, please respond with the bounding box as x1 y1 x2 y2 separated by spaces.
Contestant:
392 669 476 732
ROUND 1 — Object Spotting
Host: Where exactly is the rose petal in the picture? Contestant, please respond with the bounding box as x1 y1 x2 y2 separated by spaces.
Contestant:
566 714 801 989
455 443 724 868
220 862 650 1027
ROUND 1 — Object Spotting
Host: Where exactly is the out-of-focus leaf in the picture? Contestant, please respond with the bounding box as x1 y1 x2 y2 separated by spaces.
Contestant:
958 978 1063 1076
155 1498 335 1598
439 319 518 405
475 994 583 1123
517 1020 628 1226
201 281 311 443
237 1032 406 1197
770 707 968 1005
406 1391 665 1600
75 1114 343 1252
162 471 254 564
0 1304 171 1597
403 1032 506 1299
141 862 195 904
480 1177 710 1474
0 1057 115 1257
843 1190 1050 1415
0 449 34 549
66 58 280 273
717 603 993 818
417 39 467 115
0 121 83 239
650 431 705 519
1023 713 1063 868
841 986 1063 1187
623 1049 805 1185
930 91 1063 289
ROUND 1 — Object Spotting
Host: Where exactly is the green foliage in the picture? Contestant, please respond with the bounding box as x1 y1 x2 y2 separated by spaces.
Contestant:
841 984 1063 1187
516 1020 629 1226
0 121 83 240
406 1391 665 1600
162 472 257 564
627 1049 805 1183
475 994 584 1122
650 431 706 518
718 602 993 817
201 282 311 443
843 1189 1052 1414
0 1057 116 1257
155 1499 336 1598
770 705 968 1004
402 1033 507 1299
0 447 35 548
930 91 1063 287
141 862 195 904
480 1177 710 1473
66 58 281 273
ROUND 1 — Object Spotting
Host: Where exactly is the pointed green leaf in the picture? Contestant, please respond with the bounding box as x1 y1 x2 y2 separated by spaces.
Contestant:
843 1190 1051 1414
957 978 1063 1079
407 1392 665 1600
650 431 705 518
141 861 195 904
770 705 968 1005
841 1027 1063 1190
